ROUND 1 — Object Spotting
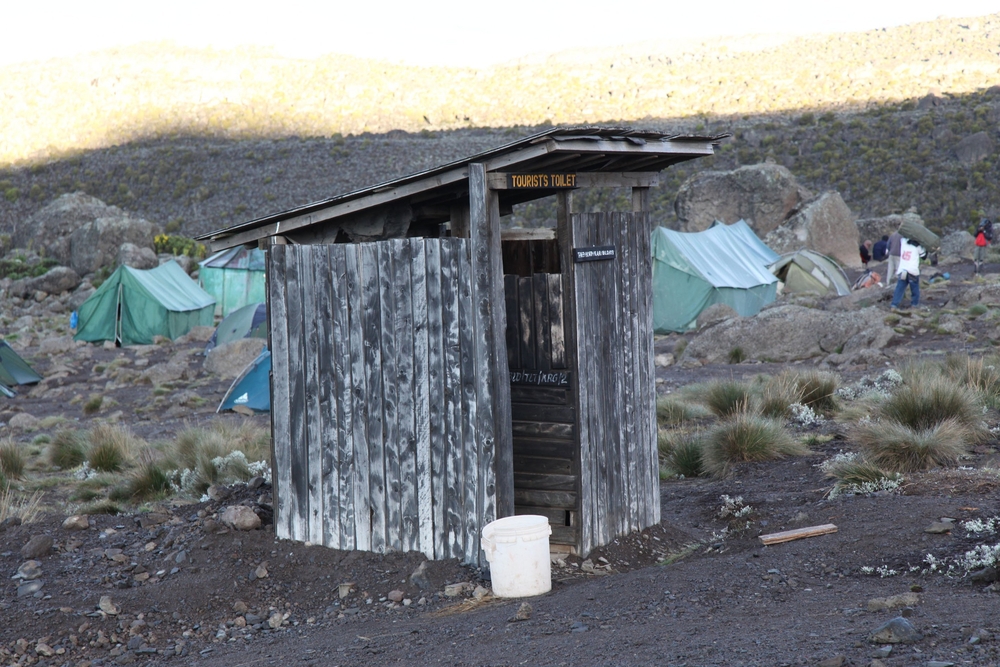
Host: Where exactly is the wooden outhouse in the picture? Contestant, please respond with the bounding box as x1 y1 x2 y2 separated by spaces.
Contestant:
199 127 721 564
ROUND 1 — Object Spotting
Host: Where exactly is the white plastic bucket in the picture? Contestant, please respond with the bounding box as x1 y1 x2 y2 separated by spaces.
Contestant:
481 515 552 598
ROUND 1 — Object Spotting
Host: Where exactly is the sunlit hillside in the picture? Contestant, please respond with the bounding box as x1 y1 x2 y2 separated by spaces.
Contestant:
1 14 998 166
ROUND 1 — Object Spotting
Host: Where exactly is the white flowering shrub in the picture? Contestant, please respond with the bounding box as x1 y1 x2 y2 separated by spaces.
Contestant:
836 369 904 401
818 451 857 473
167 449 271 497
789 402 824 426
72 462 99 481
718 494 752 518
859 564 900 577
828 476 903 499
961 543 1000 571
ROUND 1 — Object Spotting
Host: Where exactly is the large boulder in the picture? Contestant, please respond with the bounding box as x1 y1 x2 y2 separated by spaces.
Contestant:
764 192 860 267
117 243 159 270
680 305 886 364
855 211 926 245
12 193 111 261
939 231 976 262
673 163 813 235
69 215 157 276
954 131 994 165
8 266 81 299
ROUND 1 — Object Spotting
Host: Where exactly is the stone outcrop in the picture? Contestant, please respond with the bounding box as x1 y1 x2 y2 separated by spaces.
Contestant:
954 131 994 165
939 230 975 261
673 163 812 235
69 214 157 276
117 243 159 270
680 304 887 364
8 267 81 299
764 192 860 267
855 211 925 245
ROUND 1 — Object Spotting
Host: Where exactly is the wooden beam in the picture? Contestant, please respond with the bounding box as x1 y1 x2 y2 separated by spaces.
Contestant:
501 228 556 241
487 172 661 190
759 524 838 546
548 138 716 157
450 202 471 239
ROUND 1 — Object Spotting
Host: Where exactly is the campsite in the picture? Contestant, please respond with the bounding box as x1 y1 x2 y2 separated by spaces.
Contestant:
5 9 1000 667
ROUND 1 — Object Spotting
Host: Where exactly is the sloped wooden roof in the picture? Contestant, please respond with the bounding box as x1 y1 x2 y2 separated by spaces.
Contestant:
200 126 726 250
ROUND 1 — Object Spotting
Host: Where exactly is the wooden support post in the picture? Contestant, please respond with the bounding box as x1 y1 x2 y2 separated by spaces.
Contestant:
451 203 471 239
469 164 513 527
631 187 650 213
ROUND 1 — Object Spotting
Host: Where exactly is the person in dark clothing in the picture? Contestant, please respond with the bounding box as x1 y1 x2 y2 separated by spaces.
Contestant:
859 240 872 268
872 235 889 262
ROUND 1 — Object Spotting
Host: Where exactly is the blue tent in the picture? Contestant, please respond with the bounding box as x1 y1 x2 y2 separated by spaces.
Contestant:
218 348 271 414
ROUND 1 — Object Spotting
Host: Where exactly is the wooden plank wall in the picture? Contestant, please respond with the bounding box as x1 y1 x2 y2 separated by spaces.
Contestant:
569 212 659 556
504 273 578 546
268 240 495 565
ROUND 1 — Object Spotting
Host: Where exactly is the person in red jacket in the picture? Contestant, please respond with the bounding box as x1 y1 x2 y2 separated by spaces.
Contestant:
974 218 993 274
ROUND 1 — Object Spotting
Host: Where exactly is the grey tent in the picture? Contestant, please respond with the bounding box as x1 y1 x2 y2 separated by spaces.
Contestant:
0 341 42 397
769 249 851 297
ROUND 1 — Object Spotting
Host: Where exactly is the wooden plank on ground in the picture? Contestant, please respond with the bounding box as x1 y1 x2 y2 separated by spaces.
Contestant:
759 524 838 545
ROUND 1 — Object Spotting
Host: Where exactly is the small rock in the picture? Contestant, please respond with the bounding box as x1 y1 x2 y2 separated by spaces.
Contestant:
34 642 55 657
13 560 42 580
816 655 846 667
17 580 43 597
509 602 532 622
869 617 922 644
970 566 998 583
233 601 248 614
220 506 261 531
254 563 269 579
0 516 22 531
443 582 470 597
267 612 284 629
338 582 354 598
207 484 231 501
570 621 589 633
202 519 224 535
20 535 54 559
387 590 404 603
62 515 90 531
248 476 265 490
924 522 952 534
472 585 490 600
99 595 121 615
654 353 675 368
871 646 892 658
867 592 920 612
410 561 433 591
925 662 955 667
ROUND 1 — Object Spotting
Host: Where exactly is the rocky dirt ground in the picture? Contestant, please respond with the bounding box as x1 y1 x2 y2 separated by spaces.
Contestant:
3 260 1000 667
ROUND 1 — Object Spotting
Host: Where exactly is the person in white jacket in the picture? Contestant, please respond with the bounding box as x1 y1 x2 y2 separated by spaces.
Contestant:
890 237 926 309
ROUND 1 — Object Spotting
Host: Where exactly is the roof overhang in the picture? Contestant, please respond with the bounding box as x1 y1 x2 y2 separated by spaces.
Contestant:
198 126 727 251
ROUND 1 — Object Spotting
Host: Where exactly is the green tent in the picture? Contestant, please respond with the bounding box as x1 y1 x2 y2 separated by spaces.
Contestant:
199 247 266 317
652 220 780 333
205 302 267 353
0 341 42 387
769 250 851 297
74 261 216 346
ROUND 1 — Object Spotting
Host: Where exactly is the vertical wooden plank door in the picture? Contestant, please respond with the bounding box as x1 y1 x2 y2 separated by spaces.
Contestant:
268 239 497 565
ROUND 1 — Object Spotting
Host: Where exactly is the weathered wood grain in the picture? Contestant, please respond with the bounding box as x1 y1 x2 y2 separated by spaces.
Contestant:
329 246 357 550
345 245 371 551
395 241 418 553
426 240 448 559
361 243 387 554
759 524 838 545
267 244 291 541
410 240 433 557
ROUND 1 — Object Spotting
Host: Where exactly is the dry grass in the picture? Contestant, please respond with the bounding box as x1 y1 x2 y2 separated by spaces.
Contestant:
658 430 705 478
0 488 45 524
48 429 87 470
856 418 971 472
87 423 142 473
756 373 804 419
877 376 985 437
656 396 710 426
0 439 26 479
703 381 755 419
702 411 807 477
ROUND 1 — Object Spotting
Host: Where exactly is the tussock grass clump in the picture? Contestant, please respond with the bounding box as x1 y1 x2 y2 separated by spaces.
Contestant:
82 500 122 515
757 374 804 419
857 418 970 472
821 452 901 489
702 412 807 477
87 424 142 473
0 440 26 479
83 394 104 415
658 431 704 478
945 354 1000 409
169 420 271 495
127 463 173 501
656 396 709 426
703 380 755 418
792 370 840 412
48 429 87 470
878 376 984 435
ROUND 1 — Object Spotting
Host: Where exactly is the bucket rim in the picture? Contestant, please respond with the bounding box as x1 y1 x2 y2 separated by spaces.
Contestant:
483 514 550 538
